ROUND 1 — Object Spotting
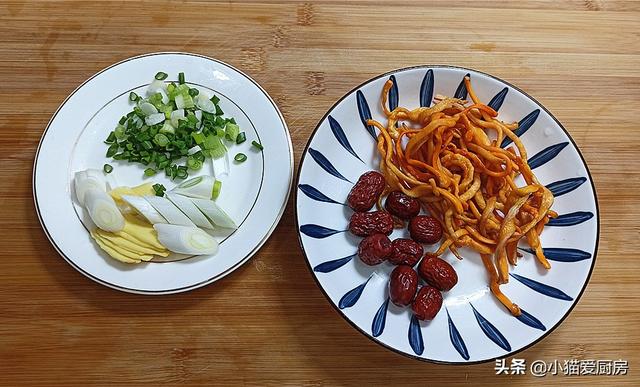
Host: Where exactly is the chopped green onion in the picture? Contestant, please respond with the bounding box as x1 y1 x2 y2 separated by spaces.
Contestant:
178 72 185 84
104 131 116 144
142 140 154 150
234 153 247 163
155 72 168 80
159 122 175 134
236 132 247 144
251 140 264 151
152 183 166 197
114 125 126 139
191 132 205 145
176 168 188 179
106 144 119 157
188 88 199 97
187 156 203 170
192 150 205 162
211 95 220 105
129 92 139 102
225 123 240 142
212 180 222 199
186 113 198 124
144 168 156 177
153 133 169 147
103 164 113 173
214 104 224 116
119 116 127 125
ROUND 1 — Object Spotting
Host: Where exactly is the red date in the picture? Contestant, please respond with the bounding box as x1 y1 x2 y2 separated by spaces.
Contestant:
408 215 443 244
349 211 393 237
418 254 458 291
412 285 443 321
347 171 386 212
385 191 420 219
389 265 418 307
388 238 423 266
357 233 392 266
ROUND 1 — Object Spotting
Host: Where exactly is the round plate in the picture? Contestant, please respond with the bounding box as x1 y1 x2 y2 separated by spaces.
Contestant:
295 66 598 363
34 52 292 294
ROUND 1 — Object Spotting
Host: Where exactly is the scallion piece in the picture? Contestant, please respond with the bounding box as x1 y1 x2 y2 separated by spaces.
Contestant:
152 183 166 197
106 144 119 157
155 72 168 80
104 131 116 144
153 133 169 147
129 92 139 102
103 164 113 173
178 72 185 84
225 123 239 142
212 180 222 199
236 132 247 144
144 168 156 177
234 153 247 163
251 141 264 151
187 156 203 170
188 88 199 97
176 168 188 179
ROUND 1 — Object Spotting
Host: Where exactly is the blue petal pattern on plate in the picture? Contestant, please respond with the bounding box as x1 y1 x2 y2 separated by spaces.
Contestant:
339 277 371 309
500 109 540 148
519 247 591 262
546 177 587 197
420 69 434 107
528 142 569 169
388 75 399 111
313 253 356 273
299 224 344 239
547 211 594 227
371 298 389 337
516 308 546 331
313 254 357 273
447 310 470 360
356 90 376 139
408 315 424 355
454 73 470 99
328 115 363 162
510 273 573 301
298 184 342 205
471 304 511 351
488 87 509 111
308 148 352 183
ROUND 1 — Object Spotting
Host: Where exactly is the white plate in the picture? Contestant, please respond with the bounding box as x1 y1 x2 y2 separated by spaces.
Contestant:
34 52 292 294
296 66 598 363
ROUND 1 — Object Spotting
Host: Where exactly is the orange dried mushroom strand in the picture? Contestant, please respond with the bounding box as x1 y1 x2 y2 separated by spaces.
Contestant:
368 76 555 317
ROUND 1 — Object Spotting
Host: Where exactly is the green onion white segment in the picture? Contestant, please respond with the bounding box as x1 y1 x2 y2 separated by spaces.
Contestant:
154 224 219 255
83 188 125 233
170 175 216 199
144 195 195 227
74 169 107 205
121 195 167 224
166 193 215 230
74 170 125 233
190 197 237 229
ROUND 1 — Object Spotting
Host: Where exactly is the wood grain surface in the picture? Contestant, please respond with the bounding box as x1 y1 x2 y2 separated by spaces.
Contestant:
1 1 639 385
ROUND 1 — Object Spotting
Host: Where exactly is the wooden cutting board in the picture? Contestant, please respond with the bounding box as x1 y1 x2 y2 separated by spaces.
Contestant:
0 1 638 385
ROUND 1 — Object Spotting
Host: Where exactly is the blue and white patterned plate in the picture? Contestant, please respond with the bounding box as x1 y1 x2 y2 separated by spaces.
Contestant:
295 66 598 363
